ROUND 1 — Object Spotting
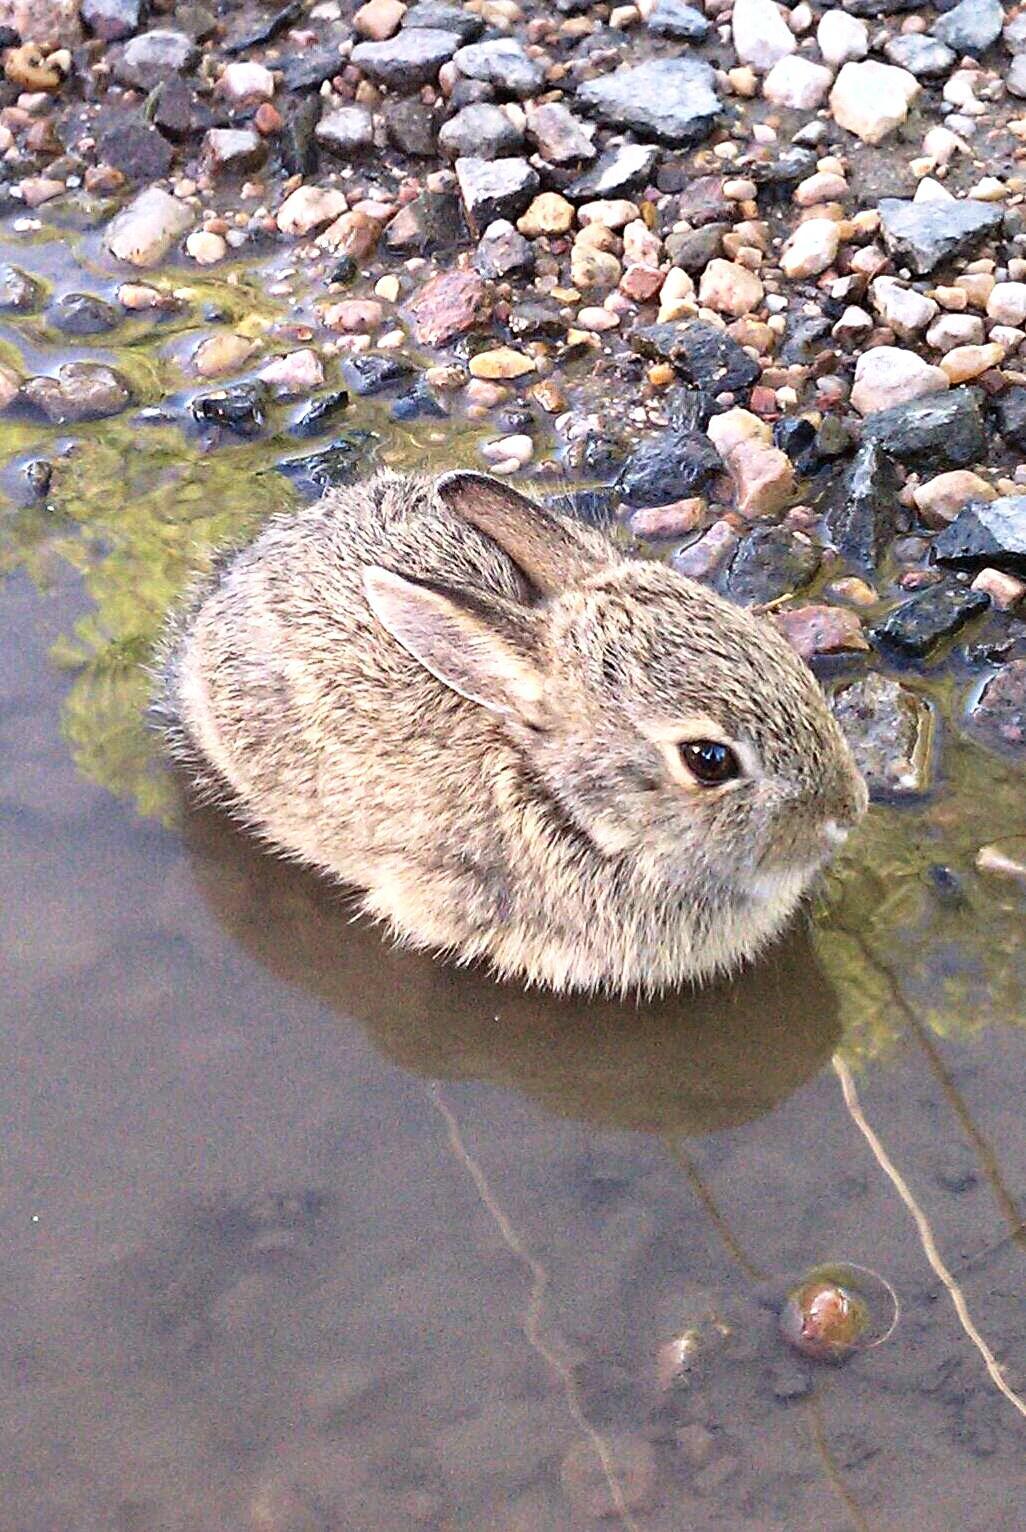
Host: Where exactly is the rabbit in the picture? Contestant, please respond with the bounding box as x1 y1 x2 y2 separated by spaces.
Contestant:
155 468 867 996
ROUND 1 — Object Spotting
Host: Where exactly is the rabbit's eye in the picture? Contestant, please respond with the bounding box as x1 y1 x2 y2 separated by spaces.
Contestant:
679 739 741 786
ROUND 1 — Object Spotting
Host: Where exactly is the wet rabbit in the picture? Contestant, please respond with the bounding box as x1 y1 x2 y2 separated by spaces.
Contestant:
156 470 867 994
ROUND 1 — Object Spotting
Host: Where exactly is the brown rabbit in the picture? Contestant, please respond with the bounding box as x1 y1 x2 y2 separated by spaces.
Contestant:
155 469 867 995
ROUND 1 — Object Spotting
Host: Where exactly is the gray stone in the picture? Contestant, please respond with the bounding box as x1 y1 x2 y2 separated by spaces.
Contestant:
151 76 213 141
647 0 709 38
723 524 821 605
384 189 464 253
49 292 120 335
824 443 905 571
871 582 989 656
453 39 545 97
402 2 484 40
665 223 727 273
878 198 1003 275
439 103 523 161
0 263 40 311
473 219 535 279
315 106 375 158
280 48 342 92
81 0 142 40
202 127 267 176
277 432 376 496
1005 12 1026 50
525 102 595 165
383 97 439 156
833 673 934 798
862 388 987 469
113 29 198 89
24 362 132 424
630 321 761 395
351 28 461 87
576 58 720 146
992 387 1026 448
192 381 266 435
618 430 722 507
1007 53 1026 97
455 155 539 235
934 497 1026 573
883 33 956 77
98 120 174 182
565 143 660 201
969 659 1026 752
934 0 1004 55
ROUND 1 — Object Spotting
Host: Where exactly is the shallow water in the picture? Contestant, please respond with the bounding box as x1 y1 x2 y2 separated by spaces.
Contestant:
2 227 1026 1532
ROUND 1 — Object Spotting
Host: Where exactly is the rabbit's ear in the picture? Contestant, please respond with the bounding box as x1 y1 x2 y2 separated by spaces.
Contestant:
362 565 548 725
436 471 613 596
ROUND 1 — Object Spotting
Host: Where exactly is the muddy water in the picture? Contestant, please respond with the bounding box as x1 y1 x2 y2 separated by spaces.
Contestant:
2 229 1026 1532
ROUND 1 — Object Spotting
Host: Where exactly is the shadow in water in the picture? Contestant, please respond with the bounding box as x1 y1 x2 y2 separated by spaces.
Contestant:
183 801 842 1138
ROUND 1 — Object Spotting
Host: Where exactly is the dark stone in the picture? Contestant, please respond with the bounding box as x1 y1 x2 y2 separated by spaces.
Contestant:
226 1 301 53
878 198 1003 276
327 255 357 286
525 102 595 166
926 864 967 909
871 582 990 656
343 353 417 395
646 0 709 38
315 106 374 159
390 384 448 421
276 432 377 497
290 390 350 438
832 673 934 799
439 102 523 160
0 263 40 311
564 431 628 477
280 49 344 92
384 96 439 157
576 59 721 147
507 300 564 340
402 2 485 41
773 416 819 473
565 143 660 201
25 459 53 497
191 382 267 436
846 0 928 12
452 39 545 97
723 525 821 606
824 443 905 571
968 659 1026 752
815 415 854 459
749 148 818 190
769 1361 813 1402
351 29 462 88
474 221 534 279
455 155 539 235
24 362 132 424
112 30 198 90
99 120 174 181
862 388 987 470
779 316 831 366
81 0 143 42
281 96 322 176
664 223 727 274
449 77 493 107
934 498 1026 574
203 128 267 177
49 292 120 335
934 0 1003 54
151 77 213 142
618 429 722 508
678 175 733 225
991 386 1026 450
384 190 465 254
630 321 761 396
883 33 956 76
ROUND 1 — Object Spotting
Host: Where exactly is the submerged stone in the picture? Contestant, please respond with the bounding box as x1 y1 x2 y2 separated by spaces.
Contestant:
871 582 990 656
290 390 350 438
723 525 821 606
192 381 267 435
969 660 1026 753
24 362 132 423
343 353 417 395
832 673 934 798
276 432 377 496
49 292 120 335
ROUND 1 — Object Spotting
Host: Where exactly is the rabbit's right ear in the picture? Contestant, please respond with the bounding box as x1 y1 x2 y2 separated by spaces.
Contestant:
362 565 549 726
436 471 614 596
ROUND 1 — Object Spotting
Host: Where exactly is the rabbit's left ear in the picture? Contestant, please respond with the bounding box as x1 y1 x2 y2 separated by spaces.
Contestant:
362 565 549 726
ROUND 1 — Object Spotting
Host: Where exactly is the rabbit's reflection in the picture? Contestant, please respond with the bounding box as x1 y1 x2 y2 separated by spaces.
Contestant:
184 802 841 1137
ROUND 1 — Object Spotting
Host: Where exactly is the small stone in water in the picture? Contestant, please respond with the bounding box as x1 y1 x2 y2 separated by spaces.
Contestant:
780 1278 870 1363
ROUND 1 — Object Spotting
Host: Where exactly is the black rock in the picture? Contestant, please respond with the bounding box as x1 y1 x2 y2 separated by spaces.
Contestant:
646 0 709 37
862 388 987 470
352 29 462 88
343 354 417 396
824 443 905 571
25 459 53 498
384 96 439 157
871 582 990 657
664 223 727 274
81 0 143 41
276 432 377 497
0 263 40 311
402 2 485 40
281 96 322 176
618 429 722 508
280 49 344 92
384 190 465 254
49 292 120 335
991 386 1026 450
99 120 174 181
564 431 628 477
723 525 821 606
934 0 1004 54
290 390 350 439
455 155 540 235
390 384 448 421
630 321 761 397
112 30 198 90
934 498 1026 574
327 255 358 286
151 77 214 141
226 1 301 53
576 59 721 147
439 102 523 160
968 659 1026 752
883 33 956 76
474 220 534 279
878 198 1003 276
192 382 267 436
565 143 660 201
773 416 819 473
749 148 818 191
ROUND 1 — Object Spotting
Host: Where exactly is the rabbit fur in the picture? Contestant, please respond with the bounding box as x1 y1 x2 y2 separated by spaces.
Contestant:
155 469 867 995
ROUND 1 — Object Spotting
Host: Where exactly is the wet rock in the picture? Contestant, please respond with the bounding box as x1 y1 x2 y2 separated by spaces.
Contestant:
732 0 796 69
276 185 347 236
439 103 523 160
49 291 119 335
862 388 987 469
990 386 1026 449
391 381 447 421
474 219 534 278
630 320 761 396
402 1 484 41
914 470 995 527
290 390 350 438
878 198 1004 277
113 29 198 90
724 525 821 605
884 34 956 78
665 222 727 274
24 362 132 424
408 268 489 345
280 48 342 92
934 0 1003 55
352 28 461 87
647 0 709 40
259 349 324 398
468 346 535 379
776 604 870 660
98 121 174 183
566 143 659 201
833 673 934 797
203 128 267 176
192 381 266 436
453 39 545 97
455 155 539 235
561 1434 657 1519
0 263 39 311
316 106 375 159
829 61 919 143
871 582 990 656
968 660 1026 752
343 353 417 395
192 332 256 379
106 186 194 266
934 498 1026 574
619 430 722 507
384 189 464 253
525 102 595 165
82 0 142 39
576 59 721 147
151 76 213 141
277 432 376 495
824 443 904 569
519 192 573 236
383 96 439 156
673 519 739 579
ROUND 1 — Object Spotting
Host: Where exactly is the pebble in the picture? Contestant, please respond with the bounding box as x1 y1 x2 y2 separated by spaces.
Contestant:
575 58 721 147
673 519 740 579
732 0 796 71
439 103 524 161
987 283 1026 326
219 60 275 103
259 349 325 397
830 61 919 145
914 470 996 527
186 230 228 265
517 192 574 237
480 432 533 468
972 568 1026 610
455 155 540 235
630 497 705 537
871 277 938 338
352 28 462 88
939 342 1005 384
105 186 194 267
277 186 348 236
816 9 869 65
780 218 840 279
192 332 257 379
453 38 545 98
776 603 870 659
407 268 488 345
469 346 535 379
851 347 950 416
763 55 833 109
354 0 406 40
323 299 384 333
